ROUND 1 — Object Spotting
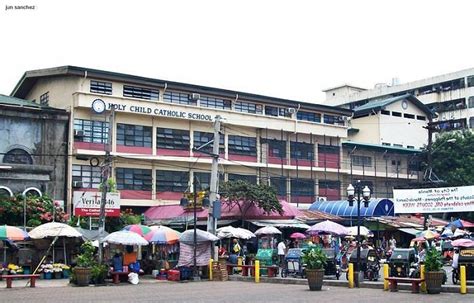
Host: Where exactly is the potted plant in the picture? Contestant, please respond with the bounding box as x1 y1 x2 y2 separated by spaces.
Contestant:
302 246 327 291
91 263 109 285
424 247 444 294
74 241 95 286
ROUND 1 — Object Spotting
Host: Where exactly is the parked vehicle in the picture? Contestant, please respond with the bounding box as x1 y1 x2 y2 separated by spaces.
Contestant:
388 248 416 278
452 246 474 284
322 248 340 280
347 248 379 281
281 248 305 278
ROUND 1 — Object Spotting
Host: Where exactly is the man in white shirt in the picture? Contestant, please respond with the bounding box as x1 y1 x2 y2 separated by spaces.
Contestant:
277 240 287 274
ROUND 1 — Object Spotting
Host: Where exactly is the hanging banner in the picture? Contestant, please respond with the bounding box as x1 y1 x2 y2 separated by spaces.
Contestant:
73 191 121 217
393 185 474 214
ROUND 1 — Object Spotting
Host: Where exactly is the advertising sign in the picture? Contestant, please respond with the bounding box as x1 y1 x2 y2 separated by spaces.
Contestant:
393 185 474 214
73 191 120 217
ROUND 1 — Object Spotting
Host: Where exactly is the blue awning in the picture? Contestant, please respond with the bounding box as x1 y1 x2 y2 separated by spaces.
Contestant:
308 199 394 217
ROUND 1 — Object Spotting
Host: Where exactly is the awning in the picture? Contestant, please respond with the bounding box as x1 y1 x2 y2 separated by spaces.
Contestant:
250 220 310 229
308 199 394 217
398 228 421 236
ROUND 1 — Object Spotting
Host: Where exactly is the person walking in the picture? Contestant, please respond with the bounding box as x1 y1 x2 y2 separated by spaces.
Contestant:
277 239 287 276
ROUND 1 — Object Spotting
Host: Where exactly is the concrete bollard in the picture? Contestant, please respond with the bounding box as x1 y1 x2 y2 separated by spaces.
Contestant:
383 264 389 291
348 263 354 288
255 260 260 283
420 264 426 293
209 258 213 281
460 265 467 294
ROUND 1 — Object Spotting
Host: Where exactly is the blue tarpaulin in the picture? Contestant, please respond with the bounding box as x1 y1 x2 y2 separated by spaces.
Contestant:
308 199 394 217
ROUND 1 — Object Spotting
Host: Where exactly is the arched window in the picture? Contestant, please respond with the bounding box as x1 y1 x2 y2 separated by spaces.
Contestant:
3 148 33 165
0 186 13 198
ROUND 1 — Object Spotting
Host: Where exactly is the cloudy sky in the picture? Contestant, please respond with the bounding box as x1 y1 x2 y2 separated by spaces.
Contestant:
1 0 474 103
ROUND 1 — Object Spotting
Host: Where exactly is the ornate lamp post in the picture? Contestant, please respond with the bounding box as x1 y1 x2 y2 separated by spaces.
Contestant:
347 180 370 287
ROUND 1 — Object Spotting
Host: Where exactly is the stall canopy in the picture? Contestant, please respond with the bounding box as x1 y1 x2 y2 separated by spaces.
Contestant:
308 199 394 217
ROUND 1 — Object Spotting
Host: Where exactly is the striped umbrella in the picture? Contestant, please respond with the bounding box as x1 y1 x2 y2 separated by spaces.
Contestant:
145 226 180 245
0 225 30 241
122 224 152 237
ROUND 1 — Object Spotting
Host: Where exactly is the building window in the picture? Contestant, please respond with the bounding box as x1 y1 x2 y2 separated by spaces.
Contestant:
393 144 403 147
468 97 474 108
90 80 112 95
235 101 263 114
297 111 321 123
351 155 372 167
392 111 402 117
407 146 415 149
470 117 474 129
264 106 291 118
270 177 287 196
228 174 257 184
228 135 257 156
290 142 314 160
199 95 231 110
264 139 286 158
291 178 314 196
382 142 391 146
40 92 49 105
74 119 109 143
3 148 33 165
416 115 426 121
323 114 344 125
381 110 390 115
156 170 189 192
72 165 101 188
123 85 159 100
116 168 152 191
404 113 415 119
391 160 401 166
468 76 474 88
117 124 152 147
194 172 210 191
156 128 190 150
193 131 225 154
163 91 196 105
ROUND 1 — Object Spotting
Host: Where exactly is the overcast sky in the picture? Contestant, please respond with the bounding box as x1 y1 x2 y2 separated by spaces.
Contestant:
1 0 474 104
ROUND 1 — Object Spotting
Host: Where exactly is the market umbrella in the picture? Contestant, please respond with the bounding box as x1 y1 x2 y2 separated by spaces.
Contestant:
347 226 373 237
307 220 349 236
122 224 152 237
145 227 180 245
0 225 30 241
216 226 256 240
441 228 454 238
446 219 463 229
103 230 149 246
451 238 474 248
179 229 219 245
415 229 440 240
254 226 282 236
289 232 306 239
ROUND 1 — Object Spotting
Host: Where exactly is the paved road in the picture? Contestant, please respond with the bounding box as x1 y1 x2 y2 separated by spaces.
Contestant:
1 281 472 303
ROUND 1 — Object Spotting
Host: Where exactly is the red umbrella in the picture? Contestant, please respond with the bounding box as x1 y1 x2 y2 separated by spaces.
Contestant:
290 232 306 239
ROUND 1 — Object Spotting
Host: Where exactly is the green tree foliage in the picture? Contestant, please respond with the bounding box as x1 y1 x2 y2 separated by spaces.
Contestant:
0 194 69 227
430 131 474 186
219 180 283 225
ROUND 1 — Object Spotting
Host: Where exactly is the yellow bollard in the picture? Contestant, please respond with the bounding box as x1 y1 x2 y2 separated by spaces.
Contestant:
209 258 213 281
460 265 467 294
255 260 260 283
420 264 426 293
237 256 243 273
383 264 389 291
348 263 354 288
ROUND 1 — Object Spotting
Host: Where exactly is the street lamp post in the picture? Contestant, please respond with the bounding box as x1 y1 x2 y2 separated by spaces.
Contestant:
347 180 370 288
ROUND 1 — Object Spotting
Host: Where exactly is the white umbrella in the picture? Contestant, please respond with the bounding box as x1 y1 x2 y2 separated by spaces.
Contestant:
180 229 219 244
29 222 82 239
347 226 373 237
254 226 282 235
216 226 256 239
307 220 349 236
103 231 148 246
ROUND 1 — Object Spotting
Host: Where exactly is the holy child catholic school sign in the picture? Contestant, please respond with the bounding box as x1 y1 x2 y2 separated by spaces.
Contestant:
393 185 474 214
73 192 121 217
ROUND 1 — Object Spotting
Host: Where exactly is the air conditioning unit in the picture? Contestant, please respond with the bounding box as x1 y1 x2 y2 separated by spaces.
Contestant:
288 108 296 114
318 196 327 202
72 181 83 188
74 130 84 137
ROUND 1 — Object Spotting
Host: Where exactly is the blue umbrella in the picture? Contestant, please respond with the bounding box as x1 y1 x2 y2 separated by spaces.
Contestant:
446 219 463 229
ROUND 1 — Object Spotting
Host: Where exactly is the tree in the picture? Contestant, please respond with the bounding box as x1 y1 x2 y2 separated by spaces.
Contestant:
219 180 283 226
430 131 474 186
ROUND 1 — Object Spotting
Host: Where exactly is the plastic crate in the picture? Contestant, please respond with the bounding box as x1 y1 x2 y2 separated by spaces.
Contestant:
179 267 193 280
167 270 180 281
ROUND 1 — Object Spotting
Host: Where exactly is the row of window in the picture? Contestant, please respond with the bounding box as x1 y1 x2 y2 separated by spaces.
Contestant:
380 110 426 121
72 165 340 197
89 80 345 125
74 120 341 158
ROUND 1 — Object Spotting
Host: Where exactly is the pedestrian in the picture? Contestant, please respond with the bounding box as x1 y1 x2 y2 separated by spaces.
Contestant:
111 251 123 272
389 236 396 251
277 239 286 275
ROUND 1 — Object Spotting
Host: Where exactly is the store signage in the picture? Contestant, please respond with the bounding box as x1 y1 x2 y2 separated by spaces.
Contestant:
393 185 474 214
73 191 121 217
103 101 213 122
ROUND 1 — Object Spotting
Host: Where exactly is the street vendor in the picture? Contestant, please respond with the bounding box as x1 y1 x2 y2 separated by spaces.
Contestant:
111 251 123 272
123 245 138 267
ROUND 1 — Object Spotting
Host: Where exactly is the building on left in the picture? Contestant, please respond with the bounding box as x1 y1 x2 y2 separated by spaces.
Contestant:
0 94 68 200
